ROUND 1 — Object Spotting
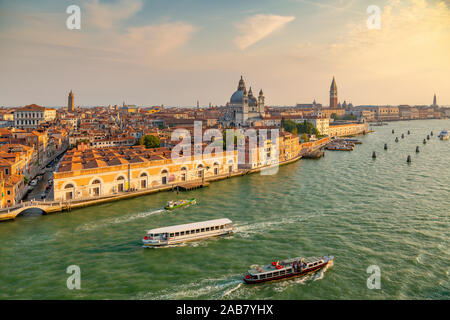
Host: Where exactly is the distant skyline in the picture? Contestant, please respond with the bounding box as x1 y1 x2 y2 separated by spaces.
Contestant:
0 0 449 107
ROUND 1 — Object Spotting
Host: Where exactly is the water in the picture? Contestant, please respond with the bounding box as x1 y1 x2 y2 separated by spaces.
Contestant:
0 119 449 299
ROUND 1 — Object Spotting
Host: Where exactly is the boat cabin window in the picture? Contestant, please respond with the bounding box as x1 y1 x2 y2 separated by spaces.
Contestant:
220 225 224 229
201 228 205 232
175 232 180 237
206 227 210 232
170 233 174 237
186 231 190 235
180 231 185 236
196 229 200 233
215 226 219 230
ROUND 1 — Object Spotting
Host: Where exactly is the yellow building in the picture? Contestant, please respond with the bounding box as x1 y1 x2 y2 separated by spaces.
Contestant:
328 122 368 137
53 146 238 201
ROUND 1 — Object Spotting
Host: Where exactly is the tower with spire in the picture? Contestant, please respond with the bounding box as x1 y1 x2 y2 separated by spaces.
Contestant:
258 89 265 116
330 77 338 109
68 90 74 112
433 94 437 108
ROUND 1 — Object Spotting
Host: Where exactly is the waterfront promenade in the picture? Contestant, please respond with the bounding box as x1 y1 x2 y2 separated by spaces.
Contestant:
0 137 330 221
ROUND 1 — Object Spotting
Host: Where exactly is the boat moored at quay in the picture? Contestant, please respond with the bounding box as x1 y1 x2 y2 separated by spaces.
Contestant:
142 218 233 247
243 255 334 284
438 130 449 140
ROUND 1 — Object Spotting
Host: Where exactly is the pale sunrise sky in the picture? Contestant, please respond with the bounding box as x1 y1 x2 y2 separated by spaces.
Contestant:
0 0 449 107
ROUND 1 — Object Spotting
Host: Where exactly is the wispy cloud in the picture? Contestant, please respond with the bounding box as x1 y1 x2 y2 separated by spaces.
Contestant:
234 14 295 50
85 0 144 30
125 23 197 56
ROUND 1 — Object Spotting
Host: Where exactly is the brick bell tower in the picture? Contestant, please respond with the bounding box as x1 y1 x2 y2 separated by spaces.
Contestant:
68 90 74 112
330 77 338 109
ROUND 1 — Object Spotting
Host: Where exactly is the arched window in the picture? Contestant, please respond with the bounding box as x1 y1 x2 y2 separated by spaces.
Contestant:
116 176 125 192
64 183 74 189
91 179 101 196
140 172 148 188
161 169 169 185
197 164 204 178
180 167 187 181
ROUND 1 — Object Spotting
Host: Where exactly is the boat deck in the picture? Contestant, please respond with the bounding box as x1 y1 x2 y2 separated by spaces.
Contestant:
249 256 324 274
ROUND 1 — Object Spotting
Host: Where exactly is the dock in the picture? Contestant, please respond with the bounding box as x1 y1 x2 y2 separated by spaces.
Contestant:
176 181 210 191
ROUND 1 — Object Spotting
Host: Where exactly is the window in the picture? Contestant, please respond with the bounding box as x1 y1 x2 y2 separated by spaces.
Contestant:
186 231 190 235
175 232 179 237
180 231 185 236
215 226 219 230
220 225 224 229
206 227 210 232
196 229 200 233
201 228 205 232
191 230 195 234
170 233 174 237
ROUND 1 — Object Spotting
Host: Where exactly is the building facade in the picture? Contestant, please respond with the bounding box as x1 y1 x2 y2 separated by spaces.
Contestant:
53 146 239 201
14 104 56 129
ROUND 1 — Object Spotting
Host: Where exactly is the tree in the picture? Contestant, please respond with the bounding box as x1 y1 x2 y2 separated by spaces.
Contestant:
301 133 309 142
140 135 160 149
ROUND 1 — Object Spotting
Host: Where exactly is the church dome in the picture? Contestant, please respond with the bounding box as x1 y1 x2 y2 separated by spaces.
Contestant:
230 90 245 104
230 76 248 104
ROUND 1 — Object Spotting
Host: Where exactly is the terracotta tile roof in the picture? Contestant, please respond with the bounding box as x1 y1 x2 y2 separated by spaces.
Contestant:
4 175 22 187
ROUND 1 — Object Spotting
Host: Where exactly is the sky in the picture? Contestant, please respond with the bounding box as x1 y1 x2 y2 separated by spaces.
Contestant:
0 0 449 107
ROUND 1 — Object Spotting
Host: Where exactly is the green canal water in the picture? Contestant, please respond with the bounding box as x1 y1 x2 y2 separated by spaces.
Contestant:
0 119 449 300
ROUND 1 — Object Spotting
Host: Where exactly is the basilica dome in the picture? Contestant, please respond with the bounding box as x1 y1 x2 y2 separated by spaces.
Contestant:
230 90 245 104
230 76 247 104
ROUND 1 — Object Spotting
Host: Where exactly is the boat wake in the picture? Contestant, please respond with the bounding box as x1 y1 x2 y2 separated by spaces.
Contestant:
234 213 324 238
135 275 244 300
76 208 165 232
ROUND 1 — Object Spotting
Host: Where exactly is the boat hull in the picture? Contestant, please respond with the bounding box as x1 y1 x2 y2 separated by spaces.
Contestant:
143 230 233 248
243 260 332 284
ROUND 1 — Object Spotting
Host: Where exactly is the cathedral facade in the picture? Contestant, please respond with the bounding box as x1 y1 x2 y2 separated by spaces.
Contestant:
224 76 265 127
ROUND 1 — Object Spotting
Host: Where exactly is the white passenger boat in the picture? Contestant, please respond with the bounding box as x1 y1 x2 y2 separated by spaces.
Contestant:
142 218 233 247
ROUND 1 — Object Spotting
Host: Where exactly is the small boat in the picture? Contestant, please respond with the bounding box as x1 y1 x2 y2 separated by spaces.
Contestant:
243 255 334 284
438 130 449 141
164 198 196 210
142 218 233 247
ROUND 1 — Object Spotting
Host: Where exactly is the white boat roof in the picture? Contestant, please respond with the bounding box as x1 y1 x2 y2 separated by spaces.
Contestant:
147 218 232 234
